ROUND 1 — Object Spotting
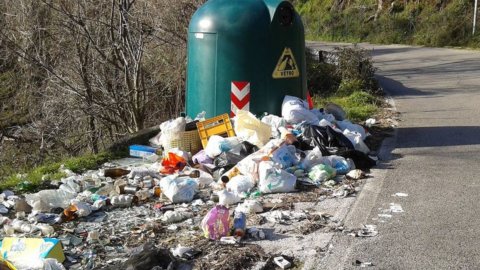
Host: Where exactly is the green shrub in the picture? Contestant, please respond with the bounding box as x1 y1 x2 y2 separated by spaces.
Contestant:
336 79 365 96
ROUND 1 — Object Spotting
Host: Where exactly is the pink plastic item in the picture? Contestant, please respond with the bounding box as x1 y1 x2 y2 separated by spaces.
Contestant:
201 205 230 240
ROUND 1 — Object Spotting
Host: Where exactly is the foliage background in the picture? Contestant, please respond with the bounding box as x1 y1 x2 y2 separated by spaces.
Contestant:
294 0 480 47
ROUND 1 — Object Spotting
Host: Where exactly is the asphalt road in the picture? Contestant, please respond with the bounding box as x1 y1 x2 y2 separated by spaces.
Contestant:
307 42 480 269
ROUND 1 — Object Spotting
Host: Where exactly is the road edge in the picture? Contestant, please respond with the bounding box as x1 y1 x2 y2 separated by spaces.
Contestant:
315 92 399 270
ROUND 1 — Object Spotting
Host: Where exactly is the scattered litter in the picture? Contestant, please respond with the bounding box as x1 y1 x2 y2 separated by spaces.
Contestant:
365 118 376 127
171 245 193 258
220 236 237 244
347 169 366 180
274 256 292 269
248 227 266 240
393 193 408 197
354 225 378 237
0 92 386 269
353 259 374 267
390 203 405 213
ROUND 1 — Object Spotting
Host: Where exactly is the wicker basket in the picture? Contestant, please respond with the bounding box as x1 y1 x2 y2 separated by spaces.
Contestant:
163 129 202 155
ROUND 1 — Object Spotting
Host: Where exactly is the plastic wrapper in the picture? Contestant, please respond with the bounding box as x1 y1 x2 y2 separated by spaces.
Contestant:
201 205 230 240
234 110 271 148
271 144 298 168
159 175 198 203
258 161 297 194
192 150 213 165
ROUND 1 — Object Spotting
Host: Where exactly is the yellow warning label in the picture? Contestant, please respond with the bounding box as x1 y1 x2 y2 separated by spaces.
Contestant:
272 47 300 79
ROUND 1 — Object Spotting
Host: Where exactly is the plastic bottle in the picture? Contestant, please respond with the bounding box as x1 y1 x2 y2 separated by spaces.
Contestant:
95 182 115 196
232 211 247 238
220 167 241 186
11 219 35 233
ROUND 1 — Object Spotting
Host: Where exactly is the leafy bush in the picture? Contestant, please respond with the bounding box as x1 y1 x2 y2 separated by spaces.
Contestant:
307 45 380 97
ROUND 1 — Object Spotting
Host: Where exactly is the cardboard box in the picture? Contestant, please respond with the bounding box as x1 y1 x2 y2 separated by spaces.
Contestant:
129 145 159 158
0 238 65 266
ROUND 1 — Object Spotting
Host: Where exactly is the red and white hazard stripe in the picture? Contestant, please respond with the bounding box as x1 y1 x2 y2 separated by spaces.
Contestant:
231 81 250 117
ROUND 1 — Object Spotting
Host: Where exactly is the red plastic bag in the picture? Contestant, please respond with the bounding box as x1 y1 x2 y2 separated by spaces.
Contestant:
161 152 187 174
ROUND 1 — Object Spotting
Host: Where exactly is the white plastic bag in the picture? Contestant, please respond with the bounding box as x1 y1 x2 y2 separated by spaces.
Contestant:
337 120 367 140
217 189 242 206
205 135 240 158
343 129 370 154
226 175 255 196
301 147 323 171
160 175 198 203
281 96 318 124
157 117 186 147
319 119 333 127
234 110 271 148
258 161 296 194
25 189 76 211
261 114 287 139
195 170 214 188
70 200 93 217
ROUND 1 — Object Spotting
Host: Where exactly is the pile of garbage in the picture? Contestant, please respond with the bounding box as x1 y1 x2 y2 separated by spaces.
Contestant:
0 96 378 269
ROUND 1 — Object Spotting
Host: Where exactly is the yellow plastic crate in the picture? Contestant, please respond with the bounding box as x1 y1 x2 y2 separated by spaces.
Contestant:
163 129 202 155
196 113 236 148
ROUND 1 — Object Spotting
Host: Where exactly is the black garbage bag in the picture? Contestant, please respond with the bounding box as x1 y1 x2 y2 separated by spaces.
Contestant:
213 141 259 171
298 125 354 155
337 149 377 170
229 141 259 156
